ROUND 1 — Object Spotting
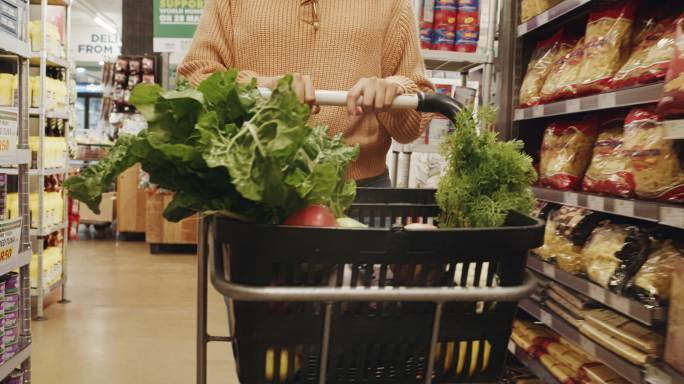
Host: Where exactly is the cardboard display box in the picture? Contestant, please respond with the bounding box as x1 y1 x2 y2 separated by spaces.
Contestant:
79 191 115 224
145 192 198 245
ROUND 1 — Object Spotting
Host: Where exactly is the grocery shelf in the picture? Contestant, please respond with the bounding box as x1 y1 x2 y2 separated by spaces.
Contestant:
663 120 684 140
18 249 31 269
0 149 31 167
0 167 67 176
517 0 594 36
533 186 684 229
421 50 490 72
0 345 31 382
527 255 666 326
30 221 66 237
29 53 69 69
519 298 645 384
513 83 663 121
29 108 70 120
646 362 684 384
0 33 30 58
508 341 561 384
31 277 63 296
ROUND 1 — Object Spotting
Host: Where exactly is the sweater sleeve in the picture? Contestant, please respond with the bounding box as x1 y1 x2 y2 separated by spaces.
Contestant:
378 0 435 144
177 0 255 85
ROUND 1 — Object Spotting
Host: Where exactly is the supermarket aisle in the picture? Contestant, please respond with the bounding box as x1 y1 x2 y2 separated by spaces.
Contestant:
30 239 239 384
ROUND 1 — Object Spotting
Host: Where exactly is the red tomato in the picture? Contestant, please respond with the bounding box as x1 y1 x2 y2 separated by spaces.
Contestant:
283 205 337 227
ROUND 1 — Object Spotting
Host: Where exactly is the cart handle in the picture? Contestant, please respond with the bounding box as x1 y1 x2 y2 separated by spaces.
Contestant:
258 89 463 121
210 250 537 303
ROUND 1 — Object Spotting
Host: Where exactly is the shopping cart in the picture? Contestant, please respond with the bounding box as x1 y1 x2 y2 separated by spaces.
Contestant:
196 91 545 384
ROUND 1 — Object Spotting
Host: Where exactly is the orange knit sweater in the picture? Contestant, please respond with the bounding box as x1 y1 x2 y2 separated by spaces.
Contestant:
177 0 434 180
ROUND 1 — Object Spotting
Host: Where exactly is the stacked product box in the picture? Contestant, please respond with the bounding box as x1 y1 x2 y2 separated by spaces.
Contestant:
1 370 22 384
0 0 27 39
2 273 19 364
419 0 481 52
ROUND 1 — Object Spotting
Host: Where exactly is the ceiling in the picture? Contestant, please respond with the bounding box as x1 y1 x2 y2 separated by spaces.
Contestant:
72 0 122 27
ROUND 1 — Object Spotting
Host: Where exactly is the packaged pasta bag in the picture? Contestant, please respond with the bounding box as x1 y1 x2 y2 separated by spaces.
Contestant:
623 106 684 202
581 111 636 197
535 206 607 274
540 37 584 103
657 17 684 118
626 240 684 307
519 30 573 107
582 223 650 292
539 117 598 191
575 0 638 96
610 16 678 90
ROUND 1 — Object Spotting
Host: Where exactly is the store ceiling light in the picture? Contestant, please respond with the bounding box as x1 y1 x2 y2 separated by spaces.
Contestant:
94 16 117 34
76 67 86 73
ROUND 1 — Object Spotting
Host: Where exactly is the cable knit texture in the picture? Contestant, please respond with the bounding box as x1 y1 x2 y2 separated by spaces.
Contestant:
178 0 434 180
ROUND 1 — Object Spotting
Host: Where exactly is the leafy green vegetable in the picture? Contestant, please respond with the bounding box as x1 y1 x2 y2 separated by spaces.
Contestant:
65 70 359 223
436 106 537 228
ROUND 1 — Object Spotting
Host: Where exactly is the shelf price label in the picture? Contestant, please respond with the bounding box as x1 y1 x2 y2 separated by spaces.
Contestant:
587 195 605 211
0 108 18 154
514 109 524 121
660 207 684 228
566 98 581 113
587 284 607 302
0 219 21 276
564 192 579 206
532 105 544 117
598 92 617 108
614 199 635 217
540 311 552 325
542 262 556 279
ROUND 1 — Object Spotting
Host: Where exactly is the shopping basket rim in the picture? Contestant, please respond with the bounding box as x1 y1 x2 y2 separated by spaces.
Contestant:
207 209 545 233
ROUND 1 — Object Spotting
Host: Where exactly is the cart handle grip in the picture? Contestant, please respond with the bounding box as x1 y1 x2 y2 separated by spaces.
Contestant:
209 251 537 303
258 89 463 121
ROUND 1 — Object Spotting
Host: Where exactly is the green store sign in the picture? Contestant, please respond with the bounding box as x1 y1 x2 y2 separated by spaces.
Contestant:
153 0 205 39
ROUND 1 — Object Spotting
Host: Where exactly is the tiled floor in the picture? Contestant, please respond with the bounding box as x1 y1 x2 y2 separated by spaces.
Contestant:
31 238 239 383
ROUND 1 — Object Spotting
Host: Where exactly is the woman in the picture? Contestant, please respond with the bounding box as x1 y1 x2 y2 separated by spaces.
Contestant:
178 0 434 187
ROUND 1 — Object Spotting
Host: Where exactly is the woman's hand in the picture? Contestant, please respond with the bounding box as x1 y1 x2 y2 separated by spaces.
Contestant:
261 73 318 113
347 77 405 116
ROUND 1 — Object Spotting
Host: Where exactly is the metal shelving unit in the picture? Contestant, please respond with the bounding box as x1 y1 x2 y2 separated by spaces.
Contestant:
498 2 684 383
29 0 72 321
0 6 34 382
513 83 664 121
517 0 593 36
527 255 666 326
520 299 645 384
392 0 500 187
507 341 561 384
533 186 684 230
663 120 684 140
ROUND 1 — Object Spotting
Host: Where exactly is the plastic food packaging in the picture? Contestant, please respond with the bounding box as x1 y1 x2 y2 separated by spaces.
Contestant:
581 364 631 384
520 0 562 22
575 1 638 96
578 321 652 366
549 282 595 310
581 223 650 291
538 353 577 383
584 308 664 354
519 30 569 107
623 106 684 202
535 206 607 274
626 240 684 306
540 117 598 190
546 290 588 320
454 1 480 52
431 0 457 51
665 263 684 375
657 17 684 118
610 16 678 89
540 37 584 103
546 299 583 327
581 112 635 197
545 341 593 373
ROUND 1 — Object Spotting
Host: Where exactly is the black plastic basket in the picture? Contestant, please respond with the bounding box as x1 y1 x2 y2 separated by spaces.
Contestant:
208 188 544 383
